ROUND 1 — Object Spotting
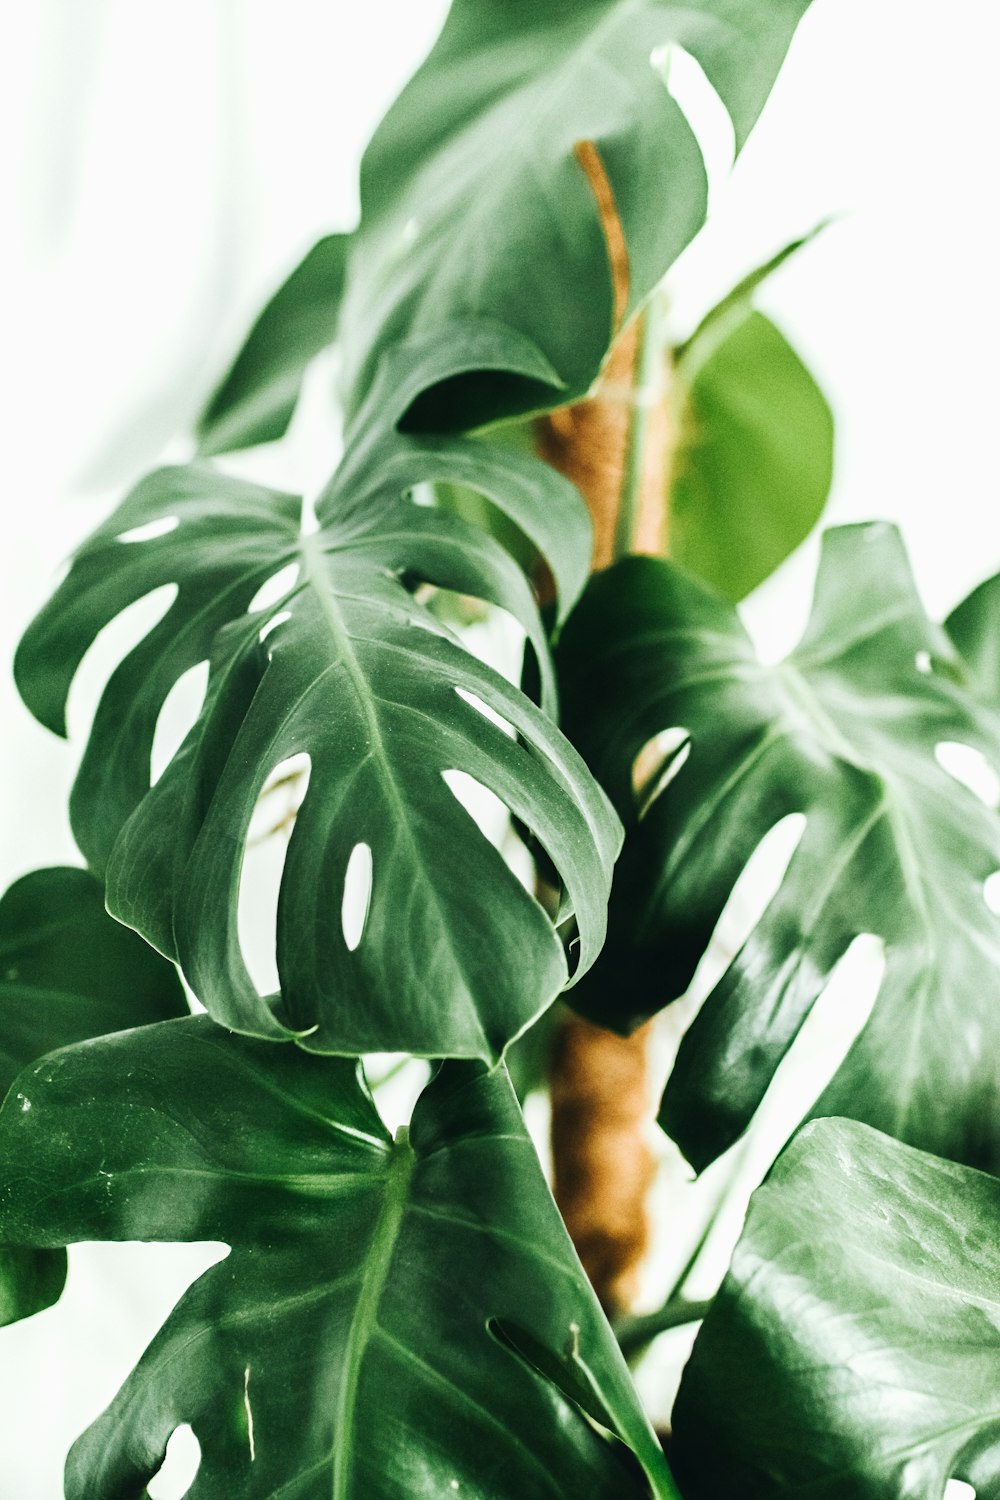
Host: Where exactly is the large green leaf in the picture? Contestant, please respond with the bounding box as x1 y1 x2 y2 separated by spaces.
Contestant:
669 295 833 601
325 421 593 628
197 233 351 456
556 524 1000 1171
672 1117 1000 1499
0 866 186 1324
0 1015 679 1499
338 0 814 427
16 462 618 1062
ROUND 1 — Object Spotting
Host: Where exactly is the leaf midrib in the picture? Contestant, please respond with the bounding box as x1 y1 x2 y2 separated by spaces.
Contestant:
332 1132 415 1500
299 533 491 1055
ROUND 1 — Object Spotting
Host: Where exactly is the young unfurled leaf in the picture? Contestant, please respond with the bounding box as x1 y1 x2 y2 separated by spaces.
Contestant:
669 294 833 600
197 233 351 456
0 866 186 1324
672 1118 1000 1499
557 524 1000 1172
0 1016 679 1500
16 462 618 1062
338 0 815 427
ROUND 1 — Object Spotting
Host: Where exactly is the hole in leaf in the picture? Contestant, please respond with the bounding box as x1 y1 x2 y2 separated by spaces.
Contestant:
146 1423 201 1499
364 1054 432 1136
259 610 292 646
66 583 178 747
455 686 516 739
945 1484 976 1500
150 660 209 786
915 649 932 674
657 43 735 208
984 872 1000 915
935 741 1000 807
247 562 299 614
442 769 509 849
342 843 373 952
672 934 885 1308
238 754 311 997
632 727 691 816
660 814 807 1067
115 516 180 545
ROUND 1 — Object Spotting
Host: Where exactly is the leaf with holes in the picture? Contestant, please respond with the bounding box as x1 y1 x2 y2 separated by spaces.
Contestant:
672 1117 1000 1499
0 866 186 1324
337 0 814 428
198 233 351 456
668 243 833 600
325 420 594 628
16 462 618 1061
0 1015 679 1500
557 523 1000 1172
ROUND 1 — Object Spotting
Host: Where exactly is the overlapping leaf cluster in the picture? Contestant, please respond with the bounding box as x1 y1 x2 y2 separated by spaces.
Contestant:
0 3 818 1493
9 1 999 1497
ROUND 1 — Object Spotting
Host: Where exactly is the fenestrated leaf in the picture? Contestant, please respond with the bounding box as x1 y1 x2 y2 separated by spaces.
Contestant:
0 1015 680 1500
556 524 1000 1172
0 866 186 1324
672 1118 1000 1499
337 0 814 427
947 571 1000 703
325 420 593 625
669 299 833 600
16 464 619 1062
197 233 351 456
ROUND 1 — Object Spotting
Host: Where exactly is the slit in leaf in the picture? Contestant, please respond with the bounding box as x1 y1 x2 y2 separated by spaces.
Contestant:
342 843 373 953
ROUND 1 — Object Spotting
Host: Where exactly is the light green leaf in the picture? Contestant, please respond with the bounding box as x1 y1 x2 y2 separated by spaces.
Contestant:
669 307 833 601
0 1016 679 1500
16 465 619 1062
556 525 1000 1171
338 0 814 426
672 1117 1000 1499
197 233 350 456
0 866 186 1325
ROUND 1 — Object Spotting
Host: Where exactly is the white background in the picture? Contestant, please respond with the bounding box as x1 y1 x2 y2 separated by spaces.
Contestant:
1 2 998 1494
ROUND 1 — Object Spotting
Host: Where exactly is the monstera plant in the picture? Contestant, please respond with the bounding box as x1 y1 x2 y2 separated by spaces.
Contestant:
4 3 1000 1497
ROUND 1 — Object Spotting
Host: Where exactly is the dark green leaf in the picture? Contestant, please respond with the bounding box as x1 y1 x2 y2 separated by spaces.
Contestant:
197 233 350 456
947 572 1000 703
16 465 619 1062
338 0 814 426
0 866 186 1324
557 525 1000 1171
0 1015 679 1499
669 308 833 601
0 1243 66 1328
325 423 593 625
672 1117 1000 1499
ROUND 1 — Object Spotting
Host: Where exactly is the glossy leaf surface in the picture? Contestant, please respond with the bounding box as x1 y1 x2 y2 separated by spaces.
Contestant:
325 422 593 626
557 524 1000 1171
0 1016 678 1500
0 866 186 1324
338 0 813 426
16 464 618 1061
669 304 833 601
198 233 350 455
673 1118 1000 1499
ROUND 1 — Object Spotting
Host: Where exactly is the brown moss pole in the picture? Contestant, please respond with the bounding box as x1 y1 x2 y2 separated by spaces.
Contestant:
536 144 675 1314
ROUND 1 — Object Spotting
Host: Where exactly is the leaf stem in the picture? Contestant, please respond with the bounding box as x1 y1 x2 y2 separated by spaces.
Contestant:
613 289 671 561
614 1298 715 1362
